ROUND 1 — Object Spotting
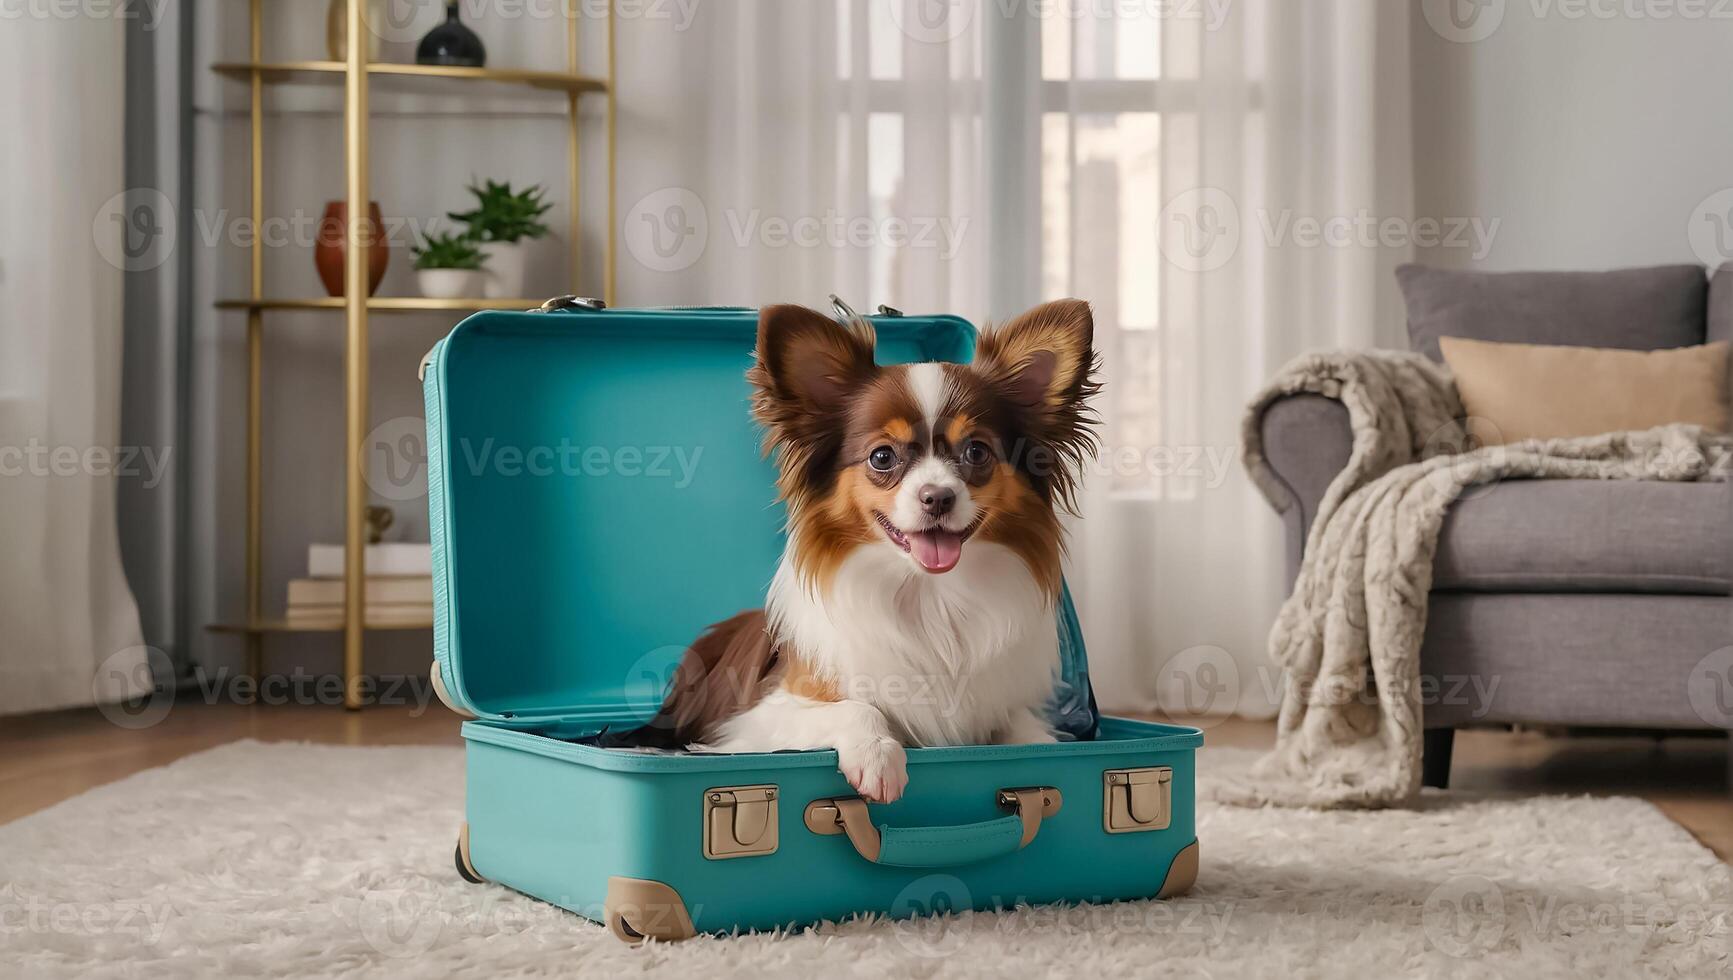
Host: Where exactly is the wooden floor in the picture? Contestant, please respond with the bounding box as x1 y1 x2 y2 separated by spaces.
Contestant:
2 702 1728 860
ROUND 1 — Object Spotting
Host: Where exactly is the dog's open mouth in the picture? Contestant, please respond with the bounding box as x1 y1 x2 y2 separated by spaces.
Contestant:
873 511 981 574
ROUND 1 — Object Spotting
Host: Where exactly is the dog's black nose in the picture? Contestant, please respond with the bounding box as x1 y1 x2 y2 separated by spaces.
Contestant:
919 484 956 517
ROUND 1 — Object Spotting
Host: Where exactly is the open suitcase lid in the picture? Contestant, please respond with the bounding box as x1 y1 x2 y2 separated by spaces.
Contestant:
424 303 1095 735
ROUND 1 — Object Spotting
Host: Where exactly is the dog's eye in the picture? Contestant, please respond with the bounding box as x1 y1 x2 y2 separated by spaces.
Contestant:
962 440 992 466
868 446 899 472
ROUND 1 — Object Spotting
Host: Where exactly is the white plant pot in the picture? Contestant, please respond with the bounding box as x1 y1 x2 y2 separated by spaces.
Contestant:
479 241 529 299
417 268 483 300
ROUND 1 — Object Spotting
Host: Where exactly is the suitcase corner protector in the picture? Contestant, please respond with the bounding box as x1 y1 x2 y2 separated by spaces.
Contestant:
605 876 697 944
1157 840 1200 899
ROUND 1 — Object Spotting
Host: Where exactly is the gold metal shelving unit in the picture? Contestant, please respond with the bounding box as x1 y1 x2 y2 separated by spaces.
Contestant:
211 0 616 708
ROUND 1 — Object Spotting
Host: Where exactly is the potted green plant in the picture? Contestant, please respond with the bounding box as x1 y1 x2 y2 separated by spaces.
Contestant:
447 179 553 299
411 229 487 300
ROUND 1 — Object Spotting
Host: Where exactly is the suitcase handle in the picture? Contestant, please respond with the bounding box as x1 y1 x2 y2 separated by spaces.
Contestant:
803 787 1061 868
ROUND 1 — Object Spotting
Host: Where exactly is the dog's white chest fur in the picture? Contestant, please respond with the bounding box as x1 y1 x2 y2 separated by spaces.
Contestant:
766 542 1059 746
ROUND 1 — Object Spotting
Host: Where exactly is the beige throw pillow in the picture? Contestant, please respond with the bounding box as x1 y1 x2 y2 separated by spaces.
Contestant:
1438 336 1729 445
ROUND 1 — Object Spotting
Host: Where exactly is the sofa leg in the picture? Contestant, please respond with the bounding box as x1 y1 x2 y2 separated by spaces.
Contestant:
1422 728 1455 790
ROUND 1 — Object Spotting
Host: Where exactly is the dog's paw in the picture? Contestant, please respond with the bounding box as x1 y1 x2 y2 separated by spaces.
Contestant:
837 736 908 803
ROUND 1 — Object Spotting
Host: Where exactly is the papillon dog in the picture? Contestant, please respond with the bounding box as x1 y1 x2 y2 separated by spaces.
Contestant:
631 300 1100 802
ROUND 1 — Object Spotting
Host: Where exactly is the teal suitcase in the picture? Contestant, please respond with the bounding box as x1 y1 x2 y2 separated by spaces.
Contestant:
422 298 1203 943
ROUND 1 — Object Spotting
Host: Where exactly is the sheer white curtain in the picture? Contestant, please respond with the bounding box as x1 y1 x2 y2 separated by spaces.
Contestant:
618 0 1412 716
0 15 150 714
618 0 988 313
1063 1 1414 717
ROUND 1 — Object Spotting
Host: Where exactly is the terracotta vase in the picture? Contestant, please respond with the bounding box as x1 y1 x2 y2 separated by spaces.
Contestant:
315 201 389 298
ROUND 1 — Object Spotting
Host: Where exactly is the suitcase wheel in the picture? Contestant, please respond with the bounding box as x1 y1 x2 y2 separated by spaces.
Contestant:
454 823 485 884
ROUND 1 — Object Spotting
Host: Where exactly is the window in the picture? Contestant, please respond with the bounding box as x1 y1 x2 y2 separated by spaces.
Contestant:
836 1 1202 496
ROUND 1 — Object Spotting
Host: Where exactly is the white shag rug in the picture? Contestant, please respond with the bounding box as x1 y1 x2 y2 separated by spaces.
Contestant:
3 742 1729 979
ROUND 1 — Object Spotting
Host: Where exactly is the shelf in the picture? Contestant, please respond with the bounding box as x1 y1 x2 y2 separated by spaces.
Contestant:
209 617 433 634
211 61 607 94
216 297 545 313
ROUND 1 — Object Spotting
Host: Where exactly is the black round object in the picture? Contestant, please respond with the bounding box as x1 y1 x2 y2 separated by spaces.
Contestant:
416 3 486 68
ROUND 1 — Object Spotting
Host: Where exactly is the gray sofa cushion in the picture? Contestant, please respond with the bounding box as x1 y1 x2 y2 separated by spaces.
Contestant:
1420 593 1730 729
1397 264 1708 360
1433 480 1732 595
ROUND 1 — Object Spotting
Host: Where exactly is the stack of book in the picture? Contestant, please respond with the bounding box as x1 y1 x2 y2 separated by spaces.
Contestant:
286 542 433 626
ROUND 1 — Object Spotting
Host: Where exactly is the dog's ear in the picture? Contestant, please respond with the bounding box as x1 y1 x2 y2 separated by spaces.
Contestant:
975 298 1102 510
749 305 878 486
750 305 878 424
976 298 1096 412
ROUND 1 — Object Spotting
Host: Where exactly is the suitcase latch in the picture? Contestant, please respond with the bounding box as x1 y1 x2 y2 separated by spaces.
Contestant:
703 785 779 860
1103 767 1172 833
531 295 606 312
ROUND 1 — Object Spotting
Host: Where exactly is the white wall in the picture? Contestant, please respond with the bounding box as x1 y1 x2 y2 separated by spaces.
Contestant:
1411 1 1733 272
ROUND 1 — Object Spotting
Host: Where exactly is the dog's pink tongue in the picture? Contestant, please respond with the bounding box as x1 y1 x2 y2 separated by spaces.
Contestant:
910 530 963 573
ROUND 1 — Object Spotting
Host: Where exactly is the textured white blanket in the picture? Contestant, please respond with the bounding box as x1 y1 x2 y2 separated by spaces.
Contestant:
1232 350 1733 808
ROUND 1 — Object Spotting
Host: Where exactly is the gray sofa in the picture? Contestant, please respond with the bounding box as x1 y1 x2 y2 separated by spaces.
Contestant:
1253 263 1733 787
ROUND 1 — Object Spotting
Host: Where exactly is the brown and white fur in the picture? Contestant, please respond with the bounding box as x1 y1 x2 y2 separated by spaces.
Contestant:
634 300 1100 802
